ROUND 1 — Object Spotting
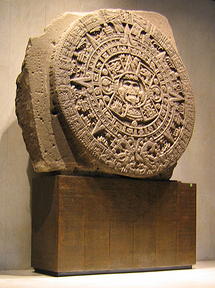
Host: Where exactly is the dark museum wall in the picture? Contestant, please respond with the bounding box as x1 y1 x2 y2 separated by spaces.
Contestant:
0 0 214 269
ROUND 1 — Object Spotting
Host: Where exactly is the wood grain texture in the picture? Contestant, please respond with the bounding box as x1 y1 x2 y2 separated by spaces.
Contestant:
32 175 196 275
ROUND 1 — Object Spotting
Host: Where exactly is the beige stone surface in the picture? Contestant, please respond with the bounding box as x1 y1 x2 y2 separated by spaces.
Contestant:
16 13 82 172
16 9 194 178
0 0 215 270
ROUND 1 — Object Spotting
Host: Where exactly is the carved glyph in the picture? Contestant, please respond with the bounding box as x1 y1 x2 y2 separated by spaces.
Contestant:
16 9 195 178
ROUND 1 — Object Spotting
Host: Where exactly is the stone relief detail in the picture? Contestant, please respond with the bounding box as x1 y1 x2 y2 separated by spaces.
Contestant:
51 9 194 178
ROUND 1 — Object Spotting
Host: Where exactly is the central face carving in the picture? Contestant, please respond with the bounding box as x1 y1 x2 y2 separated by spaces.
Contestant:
119 73 143 105
111 72 146 122
99 53 159 124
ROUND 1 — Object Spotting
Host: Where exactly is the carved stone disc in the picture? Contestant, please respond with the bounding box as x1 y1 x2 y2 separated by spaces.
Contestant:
52 9 194 178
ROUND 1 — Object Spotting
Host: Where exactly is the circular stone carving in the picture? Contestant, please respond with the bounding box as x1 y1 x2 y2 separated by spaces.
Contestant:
52 9 194 178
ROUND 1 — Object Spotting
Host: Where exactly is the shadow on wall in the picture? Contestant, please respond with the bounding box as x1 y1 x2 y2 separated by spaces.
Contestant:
0 120 32 269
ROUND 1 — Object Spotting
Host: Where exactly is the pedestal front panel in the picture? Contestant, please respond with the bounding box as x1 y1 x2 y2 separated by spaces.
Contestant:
32 176 196 276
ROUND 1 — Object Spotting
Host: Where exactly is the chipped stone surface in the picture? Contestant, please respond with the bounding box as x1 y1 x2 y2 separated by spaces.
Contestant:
16 9 194 178
16 13 84 172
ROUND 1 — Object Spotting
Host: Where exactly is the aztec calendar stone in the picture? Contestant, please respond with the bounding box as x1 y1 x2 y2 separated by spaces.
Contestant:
16 9 195 179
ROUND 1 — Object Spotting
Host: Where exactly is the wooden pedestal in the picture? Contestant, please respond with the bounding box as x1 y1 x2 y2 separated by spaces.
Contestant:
32 175 196 276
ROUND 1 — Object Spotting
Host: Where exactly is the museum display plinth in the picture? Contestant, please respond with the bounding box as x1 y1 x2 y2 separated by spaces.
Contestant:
32 175 196 276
